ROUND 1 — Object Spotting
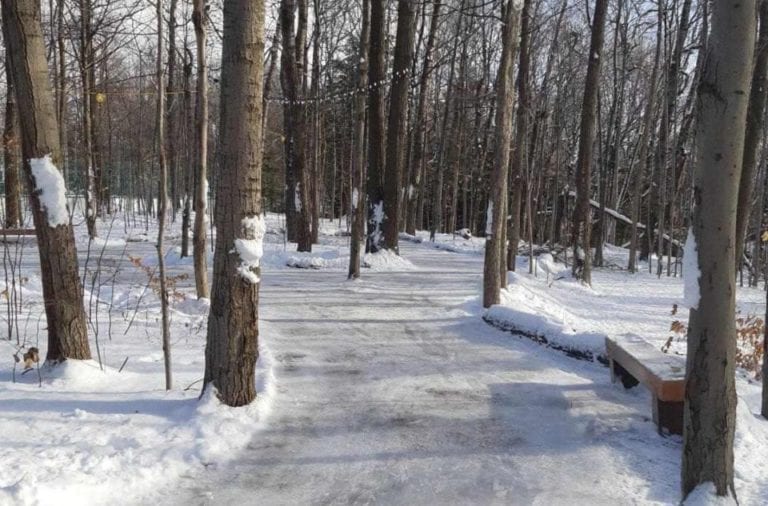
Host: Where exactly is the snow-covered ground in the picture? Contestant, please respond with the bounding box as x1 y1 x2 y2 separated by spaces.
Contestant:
0 211 766 505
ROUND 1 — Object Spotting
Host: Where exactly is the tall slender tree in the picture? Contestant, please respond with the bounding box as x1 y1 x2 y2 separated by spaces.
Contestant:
681 0 756 498
203 0 266 406
482 0 522 308
348 0 370 279
2 0 91 362
192 0 210 299
366 0 387 253
382 0 418 253
571 0 609 285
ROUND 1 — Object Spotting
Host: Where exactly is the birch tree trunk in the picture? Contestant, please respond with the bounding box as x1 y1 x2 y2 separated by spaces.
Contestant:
203 0 266 407
2 0 91 362
682 0 755 497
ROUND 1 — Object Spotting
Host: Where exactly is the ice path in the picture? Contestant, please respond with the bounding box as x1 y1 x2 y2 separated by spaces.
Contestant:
171 243 679 505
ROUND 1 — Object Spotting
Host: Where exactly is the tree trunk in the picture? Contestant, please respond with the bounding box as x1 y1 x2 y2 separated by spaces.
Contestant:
405 1 440 236
192 0 210 299
508 0 532 272
571 0 609 286
681 0 755 497
348 0 370 279
629 22 662 273
156 0 172 391
280 0 312 252
79 0 98 237
3 55 22 229
382 0 417 253
366 0 387 253
203 0 266 407
2 0 91 362
735 0 768 273
482 0 522 308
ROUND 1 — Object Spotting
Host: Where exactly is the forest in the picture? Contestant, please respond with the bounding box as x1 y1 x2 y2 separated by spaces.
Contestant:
0 0 767 504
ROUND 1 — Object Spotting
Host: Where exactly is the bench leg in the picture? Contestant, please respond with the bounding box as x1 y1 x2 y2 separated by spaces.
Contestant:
652 395 683 435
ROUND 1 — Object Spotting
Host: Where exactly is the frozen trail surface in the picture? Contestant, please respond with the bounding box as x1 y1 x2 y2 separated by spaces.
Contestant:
173 243 679 505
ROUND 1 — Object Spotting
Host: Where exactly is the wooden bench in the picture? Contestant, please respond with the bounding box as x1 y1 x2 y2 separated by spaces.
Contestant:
605 335 685 435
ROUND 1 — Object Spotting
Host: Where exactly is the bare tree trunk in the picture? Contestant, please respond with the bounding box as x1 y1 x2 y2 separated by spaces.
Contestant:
735 0 768 273
405 0 440 236
482 0 522 308
3 57 22 228
508 0 532 272
2 0 91 362
156 0 172 391
166 0 179 215
629 19 662 273
348 0 370 279
280 0 312 252
366 0 387 253
571 0 609 285
203 0 266 407
79 0 98 237
192 0 210 299
382 0 417 253
681 0 755 497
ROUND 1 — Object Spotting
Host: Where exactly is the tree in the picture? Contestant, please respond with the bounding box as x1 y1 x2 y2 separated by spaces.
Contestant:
192 0 210 299
571 0 609 285
280 0 312 252
681 0 756 498
382 0 418 253
366 0 387 253
203 0 266 407
156 0 172 391
735 0 768 273
2 43 22 229
1 0 91 362
348 0 370 279
482 0 522 308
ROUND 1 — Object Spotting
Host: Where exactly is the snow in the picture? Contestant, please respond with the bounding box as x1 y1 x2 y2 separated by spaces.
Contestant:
485 200 493 236
351 187 359 210
370 200 385 247
234 214 266 284
683 483 737 505
1 210 767 505
683 227 701 310
29 155 70 227
294 183 302 212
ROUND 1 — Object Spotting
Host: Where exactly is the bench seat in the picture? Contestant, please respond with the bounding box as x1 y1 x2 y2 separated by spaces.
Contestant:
605 335 685 435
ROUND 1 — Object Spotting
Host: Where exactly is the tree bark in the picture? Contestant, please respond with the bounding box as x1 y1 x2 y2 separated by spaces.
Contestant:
571 0 609 286
156 0 172 391
2 0 91 362
482 0 522 308
203 0 266 407
681 0 755 497
348 0 370 279
366 0 387 253
3 52 22 229
735 0 768 273
280 0 312 252
382 0 417 253
192 0 210 299
405 0 441 236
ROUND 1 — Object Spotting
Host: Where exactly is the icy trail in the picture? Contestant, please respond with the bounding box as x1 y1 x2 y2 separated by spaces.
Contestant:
163 242 680 505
